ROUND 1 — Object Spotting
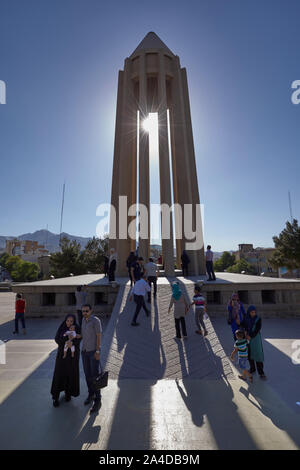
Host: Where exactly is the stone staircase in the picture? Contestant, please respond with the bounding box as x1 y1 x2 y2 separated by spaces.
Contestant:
102 280 234 381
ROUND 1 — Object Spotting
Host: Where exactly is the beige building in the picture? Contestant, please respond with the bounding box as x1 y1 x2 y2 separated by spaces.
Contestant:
6 239 49 258
235 244 278 276
109 32 205 276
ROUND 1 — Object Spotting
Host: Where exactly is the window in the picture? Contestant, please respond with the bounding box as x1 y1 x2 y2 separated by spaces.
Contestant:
206 291 221 304
42 293 56 306
68 293 76 306
94 292 107 305
261 290 276 304
238 290 249 304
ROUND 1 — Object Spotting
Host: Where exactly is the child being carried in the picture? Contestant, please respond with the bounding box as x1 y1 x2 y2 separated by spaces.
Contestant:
63 325 77 359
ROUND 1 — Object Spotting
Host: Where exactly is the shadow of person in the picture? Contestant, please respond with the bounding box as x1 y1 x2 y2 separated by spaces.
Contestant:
72 413 101 450
104 286 166 450
239 383 300 447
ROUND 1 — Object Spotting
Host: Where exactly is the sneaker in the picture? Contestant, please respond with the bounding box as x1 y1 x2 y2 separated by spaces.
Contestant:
183 335 188 339
84 395 94 405
90 401 102 414
131 322 140 326
259 374 267 380
195 330 202 335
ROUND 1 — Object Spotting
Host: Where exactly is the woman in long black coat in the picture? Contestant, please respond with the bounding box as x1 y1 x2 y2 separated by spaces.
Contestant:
50 314 81 407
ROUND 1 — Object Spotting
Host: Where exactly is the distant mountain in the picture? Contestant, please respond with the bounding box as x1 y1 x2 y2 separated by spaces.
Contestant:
0 230 92 253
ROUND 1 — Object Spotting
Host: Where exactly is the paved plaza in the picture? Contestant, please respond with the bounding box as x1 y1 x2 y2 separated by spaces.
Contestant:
1 280 300 450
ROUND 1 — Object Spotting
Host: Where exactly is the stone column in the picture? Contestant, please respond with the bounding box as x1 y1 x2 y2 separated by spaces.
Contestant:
138 52 150 261
158 52 175 276
169 56 205 275
114 58 137 276
181 67 205 274
109 70 124 253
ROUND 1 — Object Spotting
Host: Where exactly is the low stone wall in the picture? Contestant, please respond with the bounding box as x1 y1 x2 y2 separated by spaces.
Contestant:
200 282 300 318
11 284 120 318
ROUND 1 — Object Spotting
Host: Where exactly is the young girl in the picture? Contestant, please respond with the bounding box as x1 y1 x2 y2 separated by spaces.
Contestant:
168 282 188 339
189 284 208 336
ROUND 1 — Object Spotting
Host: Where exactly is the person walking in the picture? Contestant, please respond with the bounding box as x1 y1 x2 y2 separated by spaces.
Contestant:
243 305 266 379
129 274 151 326
108 248 117 282
75 285 87 327
181 250 190 277
227 293 246 340
103 254 109 277
126 251 136 287
168 282 188 339
189 284 208 336
13 293 26 335
130 256 143 284
81 304 103 413
144 257 159 303
51 314 81 407
206 245 216 281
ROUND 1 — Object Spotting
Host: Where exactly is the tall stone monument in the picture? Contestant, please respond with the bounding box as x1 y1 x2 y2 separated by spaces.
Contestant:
109 32 205 276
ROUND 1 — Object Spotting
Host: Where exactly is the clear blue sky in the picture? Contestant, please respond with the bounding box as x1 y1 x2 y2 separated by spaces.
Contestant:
0 0 299 251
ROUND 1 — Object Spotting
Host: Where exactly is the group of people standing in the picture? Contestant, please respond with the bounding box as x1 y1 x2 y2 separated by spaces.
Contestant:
228 293 266 381
50 303 103 413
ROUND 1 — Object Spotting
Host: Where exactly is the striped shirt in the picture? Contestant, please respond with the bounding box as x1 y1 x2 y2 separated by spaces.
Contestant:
234 338 248 358
193 294 206 309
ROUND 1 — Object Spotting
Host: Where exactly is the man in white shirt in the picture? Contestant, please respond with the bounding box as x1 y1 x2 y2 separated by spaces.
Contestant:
129 274 151 326
144 257 159 303
205 245 216 281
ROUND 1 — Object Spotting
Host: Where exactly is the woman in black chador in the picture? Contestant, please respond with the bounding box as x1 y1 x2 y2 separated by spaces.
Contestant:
50 314 81 407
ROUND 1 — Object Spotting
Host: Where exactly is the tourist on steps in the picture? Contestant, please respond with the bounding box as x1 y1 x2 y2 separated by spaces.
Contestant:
189 284 208 336
108 248 117 282
168 281 188 339
205 245 216 281
129 274 151 326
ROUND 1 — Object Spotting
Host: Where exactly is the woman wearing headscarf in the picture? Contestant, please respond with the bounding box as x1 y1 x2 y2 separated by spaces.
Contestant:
244 305 266 379
50 314 82 407
108 248 117 282
168 282 189 339
227 293 246 339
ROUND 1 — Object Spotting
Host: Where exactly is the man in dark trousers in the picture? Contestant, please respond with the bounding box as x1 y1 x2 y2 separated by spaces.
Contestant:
206 245 216 281
129 274 151 326
181 250 190 277
81 304 102 413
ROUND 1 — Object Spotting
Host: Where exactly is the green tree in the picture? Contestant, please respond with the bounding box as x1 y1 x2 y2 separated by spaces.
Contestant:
214 251 236 272
227 258 256 275
269 219 300 270
82 235 109 273
4 255 23 274
50 237 86 278
11 261 40 282
0 252 9 267
1 254 40 282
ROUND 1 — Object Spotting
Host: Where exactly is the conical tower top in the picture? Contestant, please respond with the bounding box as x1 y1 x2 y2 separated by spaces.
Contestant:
130 32 174 57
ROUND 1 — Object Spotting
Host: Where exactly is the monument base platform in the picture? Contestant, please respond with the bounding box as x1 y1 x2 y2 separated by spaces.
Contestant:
10 272 300 318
